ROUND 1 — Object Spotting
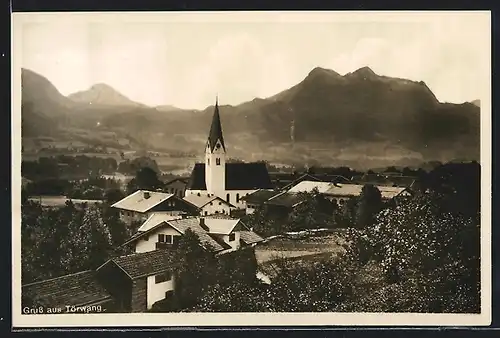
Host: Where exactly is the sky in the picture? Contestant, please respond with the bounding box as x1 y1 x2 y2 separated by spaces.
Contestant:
14 11 490 109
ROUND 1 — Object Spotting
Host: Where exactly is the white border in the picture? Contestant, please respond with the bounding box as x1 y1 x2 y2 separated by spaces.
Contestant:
11 11 492 328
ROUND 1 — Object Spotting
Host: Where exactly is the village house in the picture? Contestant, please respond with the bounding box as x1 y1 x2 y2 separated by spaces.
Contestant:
184 98 274 209
268 172 351 190
22 215 265 312
111 190 200 225
286 180 412 206
121 214 261 254
183 193 235 216
242 180 412 216
163 177 189 198
22 270 118 313
240 189 281 215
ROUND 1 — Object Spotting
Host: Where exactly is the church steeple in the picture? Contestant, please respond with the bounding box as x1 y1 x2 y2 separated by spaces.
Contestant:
207 96 225 152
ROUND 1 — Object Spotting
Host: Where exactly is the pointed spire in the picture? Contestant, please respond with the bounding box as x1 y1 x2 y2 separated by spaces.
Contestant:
207 96 225 152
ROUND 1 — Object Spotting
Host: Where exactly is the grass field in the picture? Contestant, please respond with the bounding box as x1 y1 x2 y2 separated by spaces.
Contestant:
28 196 103 207
255 232 349 279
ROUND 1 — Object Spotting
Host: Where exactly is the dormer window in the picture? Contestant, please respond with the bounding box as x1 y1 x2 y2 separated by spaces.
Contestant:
216 158 221 165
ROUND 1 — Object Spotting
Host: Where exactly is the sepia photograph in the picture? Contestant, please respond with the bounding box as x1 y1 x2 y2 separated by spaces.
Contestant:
11 11 491 327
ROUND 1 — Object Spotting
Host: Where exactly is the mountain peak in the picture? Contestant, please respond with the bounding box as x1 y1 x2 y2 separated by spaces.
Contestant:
347 66 377 78
68 83 145 107
308 67 342 78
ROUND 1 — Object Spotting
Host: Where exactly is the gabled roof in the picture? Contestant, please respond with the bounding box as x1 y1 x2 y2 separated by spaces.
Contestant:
187 162 273 190
280 173 350 191
288 180 409 200
207 99 225 152
99 249 176 280
183 194 235 208
240 231 264 245
22 270 113 308
137 212 183 232
287 181 339 194
266 192 307 208
204 218 241 235
240 189 280 204
111 190 175 213
164 177 189 185
122 217 227 252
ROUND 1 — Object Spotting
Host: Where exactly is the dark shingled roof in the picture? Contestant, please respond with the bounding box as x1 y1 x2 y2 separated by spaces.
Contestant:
103 249 177 280
22 271 113 308
240 231 264 245
240 189 280 204
207 99 225 152
187 163 273 190
265 192 307 208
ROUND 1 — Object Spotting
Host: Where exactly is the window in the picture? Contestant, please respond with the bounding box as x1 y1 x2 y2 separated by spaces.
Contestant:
155 271 172 284
216 158 221 165
144 236 149 241
236 193 240 203
165 290 174 298
197 193 201 197
215 211 219 214
208 158 210 165
219 202 222 205
228 233 236 242
158 234 165 243
226 193 230 203
204 211 208 216
209 202 213 206
165 234 173 244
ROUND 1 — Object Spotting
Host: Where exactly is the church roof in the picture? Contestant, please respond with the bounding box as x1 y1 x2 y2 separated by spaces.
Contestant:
187 162 274 191
207 99 225 152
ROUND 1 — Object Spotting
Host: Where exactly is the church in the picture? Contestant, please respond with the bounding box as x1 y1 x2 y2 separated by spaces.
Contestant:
184 98 274 209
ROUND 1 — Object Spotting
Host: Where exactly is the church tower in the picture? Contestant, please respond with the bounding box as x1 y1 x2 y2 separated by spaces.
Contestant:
205 97 226 196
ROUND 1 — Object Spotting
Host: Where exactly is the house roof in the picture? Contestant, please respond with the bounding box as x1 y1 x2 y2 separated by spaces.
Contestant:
266 192 307 208
186 162 273 191
204 218 241 235
102 249 177 280
164 177 189 185
111 190 175 213
183 194 234 208
288 180 408 200
207 99 225 152
22 270 113 308
137 212 184 232
287 181 339 194
122 217 227 252
240 189 280 204
240 230 264 245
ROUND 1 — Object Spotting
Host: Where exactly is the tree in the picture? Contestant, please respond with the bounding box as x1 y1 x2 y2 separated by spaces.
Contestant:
361 192 480 313
173 229 218 309
355 184 382 228
104 188 125 204
127 167 163 193
287 188 336 231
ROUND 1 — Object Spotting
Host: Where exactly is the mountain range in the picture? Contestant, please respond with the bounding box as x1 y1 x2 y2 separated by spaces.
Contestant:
20 66 480 166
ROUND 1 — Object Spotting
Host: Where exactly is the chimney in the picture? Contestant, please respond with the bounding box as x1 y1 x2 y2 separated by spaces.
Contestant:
143 191 150 199
199 217 209 231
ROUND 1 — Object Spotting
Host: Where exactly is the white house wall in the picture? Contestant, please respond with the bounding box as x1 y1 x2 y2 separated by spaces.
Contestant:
186 189 257 210
135 226 182 253
211 231 241 251
200 201 232 216
146 274 175 310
